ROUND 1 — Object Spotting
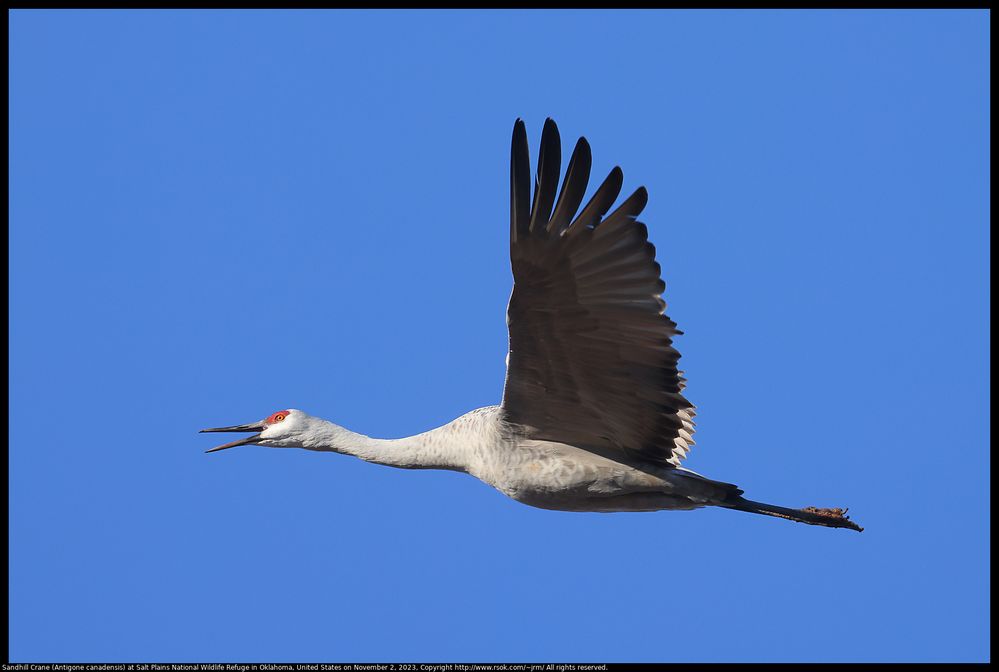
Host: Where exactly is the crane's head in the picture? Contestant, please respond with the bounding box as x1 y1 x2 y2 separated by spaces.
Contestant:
201 409 312 452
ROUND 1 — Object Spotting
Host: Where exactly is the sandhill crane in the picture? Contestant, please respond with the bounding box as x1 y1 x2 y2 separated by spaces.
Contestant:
203 119 862 532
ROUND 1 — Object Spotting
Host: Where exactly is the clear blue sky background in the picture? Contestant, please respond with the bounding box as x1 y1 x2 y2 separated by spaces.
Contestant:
9 10 990 663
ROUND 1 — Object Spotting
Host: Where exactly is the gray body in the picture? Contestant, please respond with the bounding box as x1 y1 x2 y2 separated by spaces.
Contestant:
451 407 732 514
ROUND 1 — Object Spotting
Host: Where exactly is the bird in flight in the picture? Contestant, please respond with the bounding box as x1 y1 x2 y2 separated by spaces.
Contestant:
203 119 862 532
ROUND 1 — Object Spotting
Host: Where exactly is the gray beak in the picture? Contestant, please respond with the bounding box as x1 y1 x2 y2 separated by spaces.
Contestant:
200 421 266 453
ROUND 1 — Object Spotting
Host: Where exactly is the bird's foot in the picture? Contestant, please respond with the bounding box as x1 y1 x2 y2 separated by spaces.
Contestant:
801 506 864 531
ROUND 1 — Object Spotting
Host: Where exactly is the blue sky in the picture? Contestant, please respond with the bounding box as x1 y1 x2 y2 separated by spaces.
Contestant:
9 10 989 663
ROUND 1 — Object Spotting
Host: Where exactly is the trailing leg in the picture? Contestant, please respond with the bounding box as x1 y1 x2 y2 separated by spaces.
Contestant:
721 496 863 532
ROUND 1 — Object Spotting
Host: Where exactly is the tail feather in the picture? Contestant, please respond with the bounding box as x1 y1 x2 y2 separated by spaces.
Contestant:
722 496 864 532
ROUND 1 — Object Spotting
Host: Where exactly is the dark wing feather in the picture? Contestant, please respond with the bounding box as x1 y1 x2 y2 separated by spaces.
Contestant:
529 118 561 233
501 119 695 466
547 138 591 235
510 119 531 243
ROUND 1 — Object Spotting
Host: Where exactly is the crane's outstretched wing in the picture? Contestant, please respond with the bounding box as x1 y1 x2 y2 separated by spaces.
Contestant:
501 118 695 467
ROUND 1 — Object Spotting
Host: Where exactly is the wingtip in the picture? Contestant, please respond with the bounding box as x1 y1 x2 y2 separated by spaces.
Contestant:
540 117 561 145
511 118 532 241
633 186 650 213
511 120 529 155
543 118 566 151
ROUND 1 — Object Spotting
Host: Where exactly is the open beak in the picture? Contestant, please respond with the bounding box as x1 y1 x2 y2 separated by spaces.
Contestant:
200 421 266 453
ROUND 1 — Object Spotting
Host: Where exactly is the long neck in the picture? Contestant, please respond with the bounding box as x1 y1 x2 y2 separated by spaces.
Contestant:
301 418 468 472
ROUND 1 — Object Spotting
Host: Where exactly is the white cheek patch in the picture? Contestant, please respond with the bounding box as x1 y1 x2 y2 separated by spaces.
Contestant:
259 414 301 443
256 409 310 448
261 423 287 439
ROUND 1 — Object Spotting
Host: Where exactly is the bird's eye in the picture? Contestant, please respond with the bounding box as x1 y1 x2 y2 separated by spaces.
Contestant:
267 410 290 424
